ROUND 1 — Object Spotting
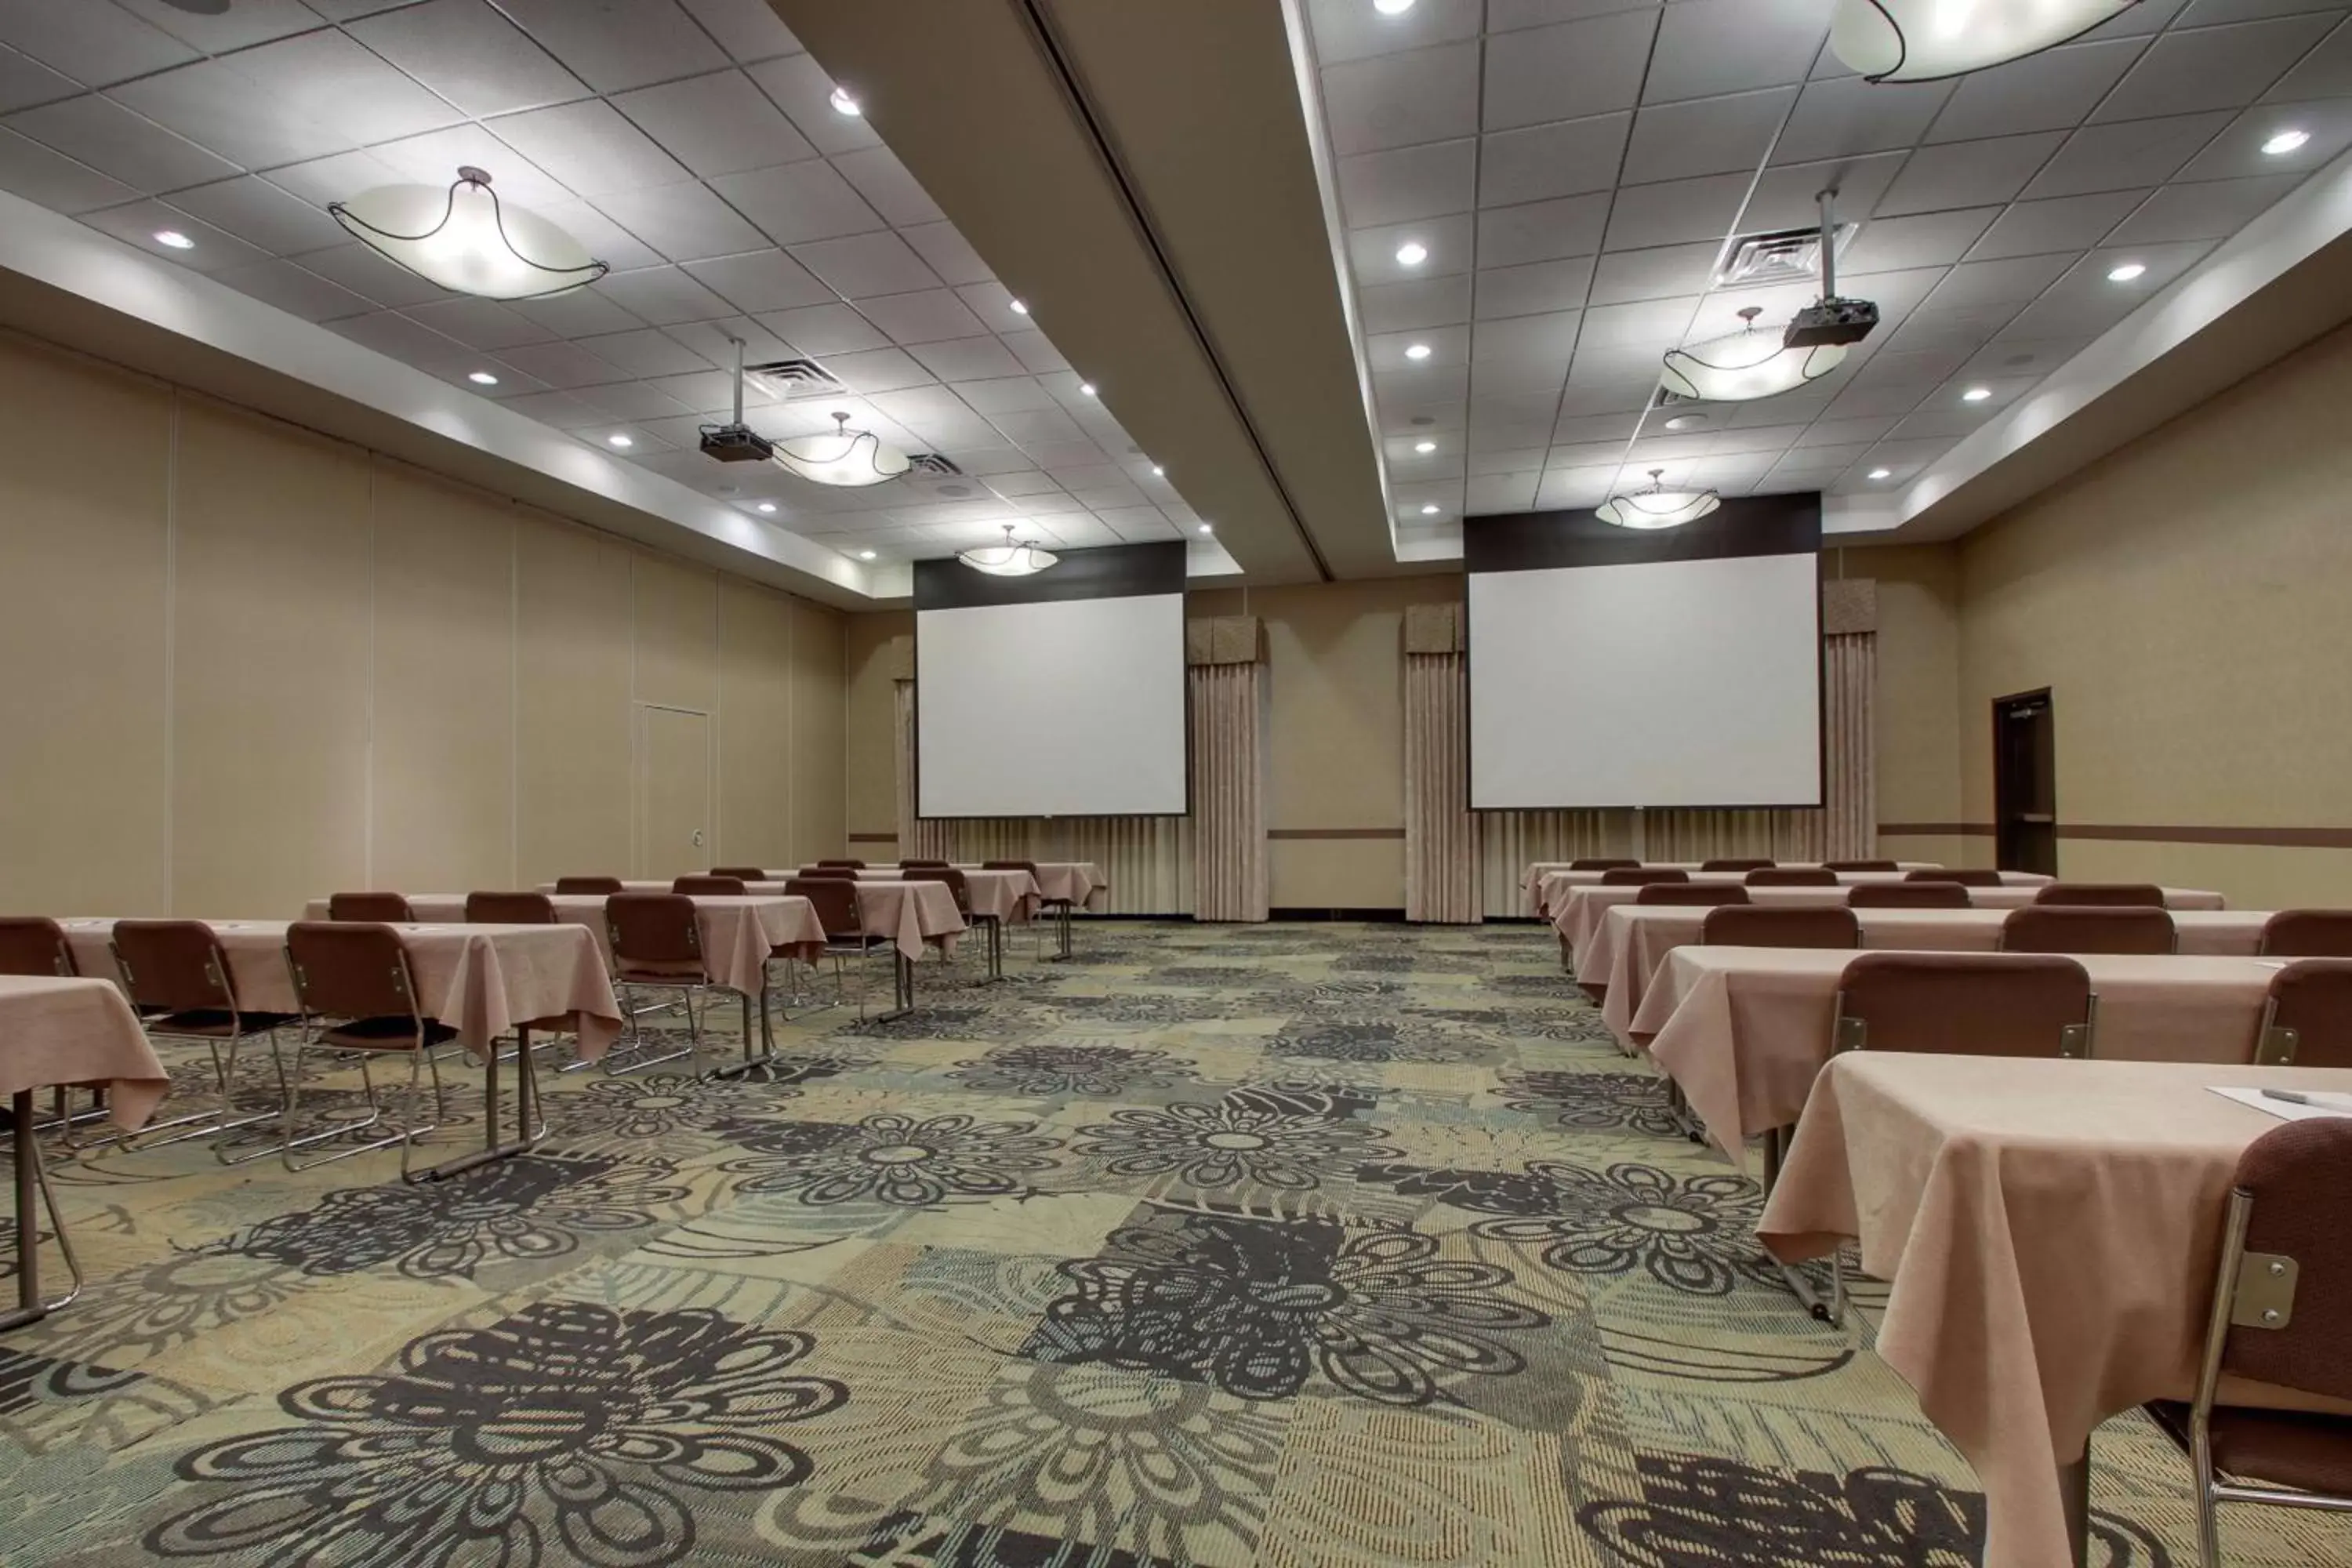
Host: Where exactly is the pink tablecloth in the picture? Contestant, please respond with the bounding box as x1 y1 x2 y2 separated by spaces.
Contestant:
1589 904 2274 1038
781 870 1039 925
1635 946 2288 1169
804 863 1105 912
0 975 169 1131
61 920 622 1062
535 879 801 897
1528 863 2002 916
1554 880 2228 953
853 881 966 961
1759 1054 2352 1568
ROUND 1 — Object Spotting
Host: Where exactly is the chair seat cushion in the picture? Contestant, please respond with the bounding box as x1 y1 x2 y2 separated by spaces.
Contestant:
147 1008 299 1037
318 1015 459 1051
2148 1400 2352 1494
616 959 709 982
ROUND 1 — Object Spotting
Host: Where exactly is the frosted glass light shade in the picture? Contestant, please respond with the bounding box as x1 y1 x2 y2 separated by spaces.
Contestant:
772 412 913 488
1829 0 2141 83
1595 472 1720 530
957 526 1059 575
1661 323 1846 402
329 169 606 299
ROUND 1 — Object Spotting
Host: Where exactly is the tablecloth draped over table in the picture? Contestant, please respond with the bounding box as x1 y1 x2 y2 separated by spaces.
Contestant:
0 975 169 1131
1552 880 2228 953
852 881 967 961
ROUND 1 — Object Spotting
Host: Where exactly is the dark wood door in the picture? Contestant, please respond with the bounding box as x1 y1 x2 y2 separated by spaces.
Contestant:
1994 689 2056 876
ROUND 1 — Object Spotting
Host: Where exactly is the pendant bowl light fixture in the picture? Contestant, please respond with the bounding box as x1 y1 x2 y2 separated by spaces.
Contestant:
957 524 1059 576
1661 307 1846 402
1829 0 2142 83
330 167 607 299
774 410 912 488
1595 469 1720 531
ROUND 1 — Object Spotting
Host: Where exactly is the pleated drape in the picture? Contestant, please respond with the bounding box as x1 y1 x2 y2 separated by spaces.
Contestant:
1479 809 1637 916
1403 652 1476 923
1190 659 1268 922
1822 631 1877 860
892 680 952 861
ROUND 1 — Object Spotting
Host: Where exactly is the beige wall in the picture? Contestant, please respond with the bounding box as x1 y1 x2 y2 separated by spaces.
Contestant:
0 331 845 918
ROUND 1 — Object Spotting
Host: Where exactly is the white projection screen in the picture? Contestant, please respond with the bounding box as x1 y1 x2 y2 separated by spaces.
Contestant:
1466 503 1822 811
914 543 1188 818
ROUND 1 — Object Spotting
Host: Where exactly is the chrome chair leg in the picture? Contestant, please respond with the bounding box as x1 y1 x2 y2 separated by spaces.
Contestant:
4 1090 86 1333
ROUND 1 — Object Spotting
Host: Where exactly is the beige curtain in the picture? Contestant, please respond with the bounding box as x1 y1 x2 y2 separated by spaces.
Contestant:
1189 616 1268 922
1822 629 1877 862
891 679 953 862
1402 605 1476 923
1479 809 1636 916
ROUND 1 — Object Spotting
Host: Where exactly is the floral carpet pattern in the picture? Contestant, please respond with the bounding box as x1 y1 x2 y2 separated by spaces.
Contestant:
4 920 2348 1566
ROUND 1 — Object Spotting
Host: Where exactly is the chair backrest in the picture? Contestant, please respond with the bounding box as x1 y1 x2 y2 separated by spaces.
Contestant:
465 891 555 924
1700 858 1774 872
605 893 705 974
795 865 859 880
110 920 234 1013
1910 867 2002 887
816 858 866 869
899 858 949 869
2259 910 2352 958
982 859 1039 874
1700 905 1860 949
554 876 624 895
786 877 862 939
2034 881 2166 908
902 865 971 913
2254 959 2352 1069
1835 952 2093 1058
710 866 769 881
673 874 747 896
2001 905 2175 955
1824 859 1898 872
285 921 419 1021
1635 883 1751 907
328 891 414 923
1747 866 1837 886
1848 880 1973 909
1602 867 1689 887
2205 1120 2352 1403
0 916 76 977
1568 858 1639 871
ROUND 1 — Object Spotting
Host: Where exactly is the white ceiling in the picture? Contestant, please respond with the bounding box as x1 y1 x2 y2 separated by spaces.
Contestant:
1298 0 2352 549
0 0 1200 564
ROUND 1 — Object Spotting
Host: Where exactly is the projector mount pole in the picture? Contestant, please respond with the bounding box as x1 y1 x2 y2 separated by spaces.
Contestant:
728 333 746 426
1817 188 1838 301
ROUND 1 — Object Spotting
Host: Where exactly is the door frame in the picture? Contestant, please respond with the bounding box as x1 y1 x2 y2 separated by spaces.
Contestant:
1991 687 2055 875
633 702 715 879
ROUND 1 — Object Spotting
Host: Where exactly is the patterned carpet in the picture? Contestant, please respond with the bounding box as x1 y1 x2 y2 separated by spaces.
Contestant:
4 920 2348 1566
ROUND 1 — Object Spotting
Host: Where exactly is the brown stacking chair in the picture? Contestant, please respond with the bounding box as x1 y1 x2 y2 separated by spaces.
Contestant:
1911 867 2003 887
465 892 555 924
2002 905 2176 955
0 917 107 1148
2035 881 2167 908
786 875 887 1019
1636 884 1751 908
281 922 470 1178
1570 858 1640 871
2249 960 2352 1069
2146 1120 2352 1567
1701 858 1775 872
710 866 768 882
900 858 950 869
983 859 1040 874
794 865 858 880
1701 905 1860 949
673 874 747 896
1602 867 1689 887
1850 880 1972 909
1825 859 1899 872
554 876 623 895
2259 911 2352 959
1748 866 1837 887
111 920 298 1162
1835 952 2094 1058
603 893 716 1076
327 891 414 922
816 858 866 869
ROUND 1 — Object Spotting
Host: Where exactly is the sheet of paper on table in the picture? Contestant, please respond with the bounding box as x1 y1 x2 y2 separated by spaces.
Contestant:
2209 1085 2352 1121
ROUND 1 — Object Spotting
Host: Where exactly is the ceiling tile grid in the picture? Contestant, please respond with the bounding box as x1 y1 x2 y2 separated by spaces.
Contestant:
1303 0 2352 528
0 0 1187 564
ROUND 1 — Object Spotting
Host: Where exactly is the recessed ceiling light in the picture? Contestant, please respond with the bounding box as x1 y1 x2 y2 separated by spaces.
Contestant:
755 501 776 514
1395 241 1428 267
606 433 633 447
153 230 194 249
1078 381 1097 396
1663 413 1707 431
1414 439 1436 453
2107 262 2146 282
829 85 861 116
1868 467 1893 480
1420 503 1440 516
858 549 877 560
466 370 499 385
1374 0 1415 13
1150 463 1164 476
1962 387 1992 402
1008 297 1029 314
1403 342 1432 361
1197 522 1214 534
2263 129 2310 156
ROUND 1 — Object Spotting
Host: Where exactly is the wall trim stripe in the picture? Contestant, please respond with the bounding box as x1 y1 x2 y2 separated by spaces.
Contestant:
1878 822 2352 848
1878 822 1993 837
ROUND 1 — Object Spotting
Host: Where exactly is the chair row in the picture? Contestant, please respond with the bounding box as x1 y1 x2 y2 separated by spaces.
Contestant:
1566 858 1904 872
1651 895 2352 957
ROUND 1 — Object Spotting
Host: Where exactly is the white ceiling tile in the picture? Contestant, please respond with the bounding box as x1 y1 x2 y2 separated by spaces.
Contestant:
1964 189 2145 258
1875 132 2067 216
610 69 814 178
1881 302 2020 353
120 32 463 168
576 326 714 376
1306 0 1484 64
370 124 572 209
1373 362 1469 405
0 2 197 87
1038 368 1105 411
421 354 550 397
1624 87 1802 184
2104 172 2303 242
2264 15 2352 96
1772 73 1953 164
1920 250 2079 309
2020 110 2235 196
1579 294 1697 349
1556 376 1657 417
2096 13 2340 120
901 220 993 288
1000 330 1070 374
0 125 136 212
1475 256 1597 318
1466 470 1543 511
1471 360 1570 398
5 94 239 191
855 288 986 346
2179 99 2352 180
1792 416 1900 446
0 44 76 115
163 174 347 253
1551 410 1644 444
953 280 1025 325
830 144 942 226
1958 336 2096 379
1842 207 2000 271
757 301 890 355
403 296 556 350
1745 149 1909 231
326 308 469 362
1483 11 1657 129
490 0 728 93
708 158 882 244
951 376 1058 415
569 379 696 421
1476 191 1611 265
906 336 1025 380
593 264 734 324
1479 114 1632 206
677 248 830 312
823 346 936 393
1820 377 1936 418
506 286 646 337
1586 241 1716 305
663 315 789 367
1321 41 1479 154
1369 322 1470 371
289 240 453 307
593 180 767 261
80 196 271 269
1925 39 2147 143
1347 212 1475 281
981 466 1063 494
744 53 880 157
1534 465 1621 507
990 407 1087 446
677 0 804 64
486 99 688 196
259 148 397 209
1601 171 1748 249
1337 138 1475 227
1643 0 1834 103
499 387 617 426
346 0 589 119
789 230 942 297
524 195 665 270
111 0 323 53
1359 274 1474 332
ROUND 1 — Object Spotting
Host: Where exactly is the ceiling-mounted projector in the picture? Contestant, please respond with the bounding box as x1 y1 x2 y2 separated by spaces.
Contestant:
699 423 774 463
1783 191 1878 350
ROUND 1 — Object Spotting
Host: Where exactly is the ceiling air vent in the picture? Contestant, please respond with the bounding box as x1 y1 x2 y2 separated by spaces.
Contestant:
907 452 963 477
742 358 842 395
1715 223 1850 289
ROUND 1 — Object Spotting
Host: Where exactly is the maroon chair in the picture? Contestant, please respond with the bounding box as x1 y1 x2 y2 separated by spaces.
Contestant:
982 859 1040 874
673 874 747 896
1911 867 2003 887
2251 959 2352 1069
327 891 414 923
899 858 950 870
1635 884 1751 908
1825 859 1899 872
1602 867 1689 887
816 859 866 869
2145 1120 2352 1562
604 894 716 1077
2258 911 2352 959
0 916 75 978
111 920 296 1161
1835 952 2094 1058
281 921 470 1178
710 866 769 882
1849 880 1972 909
2034 882 2167 908
554 876 624 895
794 865 859 880
2001 905 2176 956
785 876 887 1019
1569 858 1640 872
464 892 555 924
1747 866 1837 887
1701 905 1860 949
1701 858 1775 872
